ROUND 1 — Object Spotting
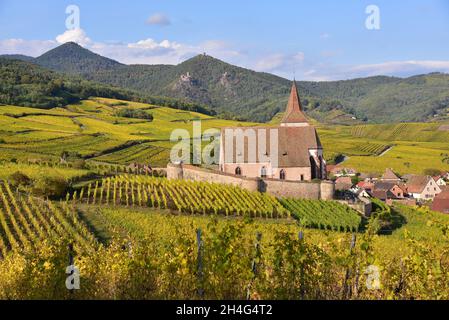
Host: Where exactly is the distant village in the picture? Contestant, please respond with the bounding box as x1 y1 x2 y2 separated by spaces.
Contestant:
329 166 449 214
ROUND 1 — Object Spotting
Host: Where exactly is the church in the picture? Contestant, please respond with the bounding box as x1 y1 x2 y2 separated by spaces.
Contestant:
219 81 327 181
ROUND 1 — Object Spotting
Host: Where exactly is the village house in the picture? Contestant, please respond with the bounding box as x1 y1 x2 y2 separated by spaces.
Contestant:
335 176 353 191
219 81 327 181
328 166 357 178
406 175 442 201
356 180 375 192
431 189 449 214
351 187 371 199
380 168 402 183
433 176 447 187
371 181 405 201
359 173 378 182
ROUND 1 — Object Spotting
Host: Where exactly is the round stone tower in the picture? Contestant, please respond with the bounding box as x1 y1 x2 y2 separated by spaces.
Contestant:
320 180 335 200
167 163 184 180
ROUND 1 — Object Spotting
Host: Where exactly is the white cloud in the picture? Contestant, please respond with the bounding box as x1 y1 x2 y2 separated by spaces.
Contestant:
320 33 330 39
2 28 449 81
0 38 56 57
293 52 305 62
146 13 171 26
56 28 92 46
350 60 449 77
199 40 242 60
128 38 181 50
253 52 305 76
320 50 342 58
289 60 449 81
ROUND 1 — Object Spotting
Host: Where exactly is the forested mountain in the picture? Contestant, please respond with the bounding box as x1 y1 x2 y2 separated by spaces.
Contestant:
35 42 123 74
0 54 35 62
2 42 449 123
0 58 215 115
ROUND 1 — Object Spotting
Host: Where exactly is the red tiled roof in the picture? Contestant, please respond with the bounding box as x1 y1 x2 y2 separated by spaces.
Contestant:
434 189 449 200
336 176 352 184
381 168 401 181
374 182 398 191
357 181 374 190
406 175 432 193
431 198 449 213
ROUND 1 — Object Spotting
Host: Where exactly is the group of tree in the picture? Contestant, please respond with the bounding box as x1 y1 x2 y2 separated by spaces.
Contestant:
0 58 215 116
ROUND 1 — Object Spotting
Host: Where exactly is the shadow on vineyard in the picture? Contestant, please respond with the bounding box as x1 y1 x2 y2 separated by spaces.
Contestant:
370 198 408 235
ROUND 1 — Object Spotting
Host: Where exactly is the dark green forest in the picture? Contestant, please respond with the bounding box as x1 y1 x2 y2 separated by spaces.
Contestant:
0 57 215 115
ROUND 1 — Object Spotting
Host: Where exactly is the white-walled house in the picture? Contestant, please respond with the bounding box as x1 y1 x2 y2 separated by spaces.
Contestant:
433 176 447 187
407 175 442 200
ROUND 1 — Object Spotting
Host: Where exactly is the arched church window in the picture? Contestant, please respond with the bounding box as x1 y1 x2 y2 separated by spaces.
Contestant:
280 169 286 180
261 166 267 178
235 167 242 176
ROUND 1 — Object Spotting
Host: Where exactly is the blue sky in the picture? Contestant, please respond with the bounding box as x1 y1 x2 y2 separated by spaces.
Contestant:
1 0 449 80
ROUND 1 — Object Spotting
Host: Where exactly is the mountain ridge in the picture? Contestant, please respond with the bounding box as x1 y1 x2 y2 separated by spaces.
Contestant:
2 42 449 124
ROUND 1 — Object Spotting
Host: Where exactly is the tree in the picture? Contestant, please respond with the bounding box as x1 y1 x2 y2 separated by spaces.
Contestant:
423 168 442 177
32 175 69 199
9 171 32 188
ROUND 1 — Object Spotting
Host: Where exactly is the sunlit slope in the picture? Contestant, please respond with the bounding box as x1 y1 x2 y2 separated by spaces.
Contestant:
0 98 255 166
2 97 449 174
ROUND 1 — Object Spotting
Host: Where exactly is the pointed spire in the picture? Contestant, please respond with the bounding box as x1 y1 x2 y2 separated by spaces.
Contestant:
281 81 308 125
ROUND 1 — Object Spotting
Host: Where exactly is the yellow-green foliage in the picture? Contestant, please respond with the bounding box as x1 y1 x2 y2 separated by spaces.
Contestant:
0 163 90 182
0 181 95 258
81 175 289 219
2 97 449 175
1 186 449 299
0 98 254 168
280 198 362 232
319 122 449 174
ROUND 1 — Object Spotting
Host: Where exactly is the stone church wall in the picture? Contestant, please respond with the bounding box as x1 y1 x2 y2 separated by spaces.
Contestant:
167 164 334 200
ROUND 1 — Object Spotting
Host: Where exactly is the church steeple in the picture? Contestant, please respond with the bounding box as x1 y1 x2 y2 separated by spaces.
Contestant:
281 81 309 126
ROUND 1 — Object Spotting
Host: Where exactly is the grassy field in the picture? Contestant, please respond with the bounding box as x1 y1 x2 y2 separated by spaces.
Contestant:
318 123 449 175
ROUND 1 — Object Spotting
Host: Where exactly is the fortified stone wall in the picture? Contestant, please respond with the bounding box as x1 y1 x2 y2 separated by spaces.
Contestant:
167 164 334 200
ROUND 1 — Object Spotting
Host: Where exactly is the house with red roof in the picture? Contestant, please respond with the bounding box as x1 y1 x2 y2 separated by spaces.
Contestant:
433 176 447 187
372 181 406 201
431 189 449 213
407 175 442 201
335 176 353 191
380 168 401 183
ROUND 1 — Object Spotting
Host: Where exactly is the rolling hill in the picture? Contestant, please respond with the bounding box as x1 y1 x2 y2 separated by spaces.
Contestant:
0 57 215 115
2 42 449 123
35 42 123 74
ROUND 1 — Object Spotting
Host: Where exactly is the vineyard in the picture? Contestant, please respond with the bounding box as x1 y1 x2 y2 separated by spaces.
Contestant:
347 122 449 143
280 198 362 232
0 181 95 258
76 175 289 219
353 142 391 156
93 142 170 167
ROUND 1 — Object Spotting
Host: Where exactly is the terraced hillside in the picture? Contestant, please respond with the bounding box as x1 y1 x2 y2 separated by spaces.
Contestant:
0 181 95 257
0 98 254 170
317 121 449 175
2 97 449 177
